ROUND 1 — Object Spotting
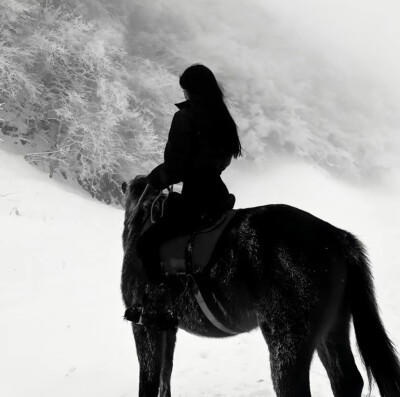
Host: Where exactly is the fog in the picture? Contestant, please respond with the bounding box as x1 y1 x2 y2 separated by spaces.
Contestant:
2 3 400 395
125 0 400 181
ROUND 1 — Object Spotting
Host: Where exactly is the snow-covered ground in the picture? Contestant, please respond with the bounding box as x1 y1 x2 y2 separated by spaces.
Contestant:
1 144 399 397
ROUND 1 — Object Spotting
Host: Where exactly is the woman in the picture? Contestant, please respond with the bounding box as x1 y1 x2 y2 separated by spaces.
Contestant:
147 64 241 216
140 64 242 281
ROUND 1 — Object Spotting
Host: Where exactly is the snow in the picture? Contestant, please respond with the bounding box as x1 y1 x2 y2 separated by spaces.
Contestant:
1 144 399 397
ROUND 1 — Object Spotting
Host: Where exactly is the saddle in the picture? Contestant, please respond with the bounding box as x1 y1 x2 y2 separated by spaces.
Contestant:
132 194 244 335
159 208 246 336
160 209 236 276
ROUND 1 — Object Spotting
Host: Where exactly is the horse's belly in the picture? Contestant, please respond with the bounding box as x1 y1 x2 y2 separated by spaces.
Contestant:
176 300 258 339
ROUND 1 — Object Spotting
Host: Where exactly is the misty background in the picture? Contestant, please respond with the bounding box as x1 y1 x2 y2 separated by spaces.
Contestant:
128 0 400 177
1 0 400 204
2 2 400 396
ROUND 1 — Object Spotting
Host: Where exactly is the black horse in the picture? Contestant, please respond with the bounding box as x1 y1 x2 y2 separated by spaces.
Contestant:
120 176 400 397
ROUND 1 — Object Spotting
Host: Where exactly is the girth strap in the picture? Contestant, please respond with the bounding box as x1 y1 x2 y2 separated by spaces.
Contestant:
188 275 241 336
184 232 197 275
179 213 245 336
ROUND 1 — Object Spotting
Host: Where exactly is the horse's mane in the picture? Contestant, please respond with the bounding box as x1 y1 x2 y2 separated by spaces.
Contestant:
123 176 166 227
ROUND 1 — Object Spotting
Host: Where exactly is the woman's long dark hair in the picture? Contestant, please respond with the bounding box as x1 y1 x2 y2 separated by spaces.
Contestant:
179 64 242 158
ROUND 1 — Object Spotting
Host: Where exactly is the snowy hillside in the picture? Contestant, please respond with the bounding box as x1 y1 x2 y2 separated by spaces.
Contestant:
1 142 399 397
1 2 400 395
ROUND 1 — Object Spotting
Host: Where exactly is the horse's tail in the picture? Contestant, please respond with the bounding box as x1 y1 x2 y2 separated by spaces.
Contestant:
344 232 400 396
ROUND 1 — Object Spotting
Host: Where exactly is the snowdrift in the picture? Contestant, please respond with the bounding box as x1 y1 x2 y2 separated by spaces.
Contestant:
1 146 399 396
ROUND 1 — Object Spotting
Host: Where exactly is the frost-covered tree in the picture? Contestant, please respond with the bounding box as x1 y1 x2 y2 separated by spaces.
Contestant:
0 0 40 137
0 0 178 204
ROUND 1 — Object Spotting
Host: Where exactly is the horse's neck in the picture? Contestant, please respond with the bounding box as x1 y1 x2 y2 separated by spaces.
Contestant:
125 196 163 245
125 209 153 244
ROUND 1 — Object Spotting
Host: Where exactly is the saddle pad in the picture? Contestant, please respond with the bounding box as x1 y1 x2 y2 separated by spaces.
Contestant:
160 210 236 275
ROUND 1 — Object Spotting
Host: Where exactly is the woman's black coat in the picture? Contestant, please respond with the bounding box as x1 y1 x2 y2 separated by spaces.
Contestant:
146 100 232 195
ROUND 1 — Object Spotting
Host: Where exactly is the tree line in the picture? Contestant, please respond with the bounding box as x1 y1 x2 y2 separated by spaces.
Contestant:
0 0 178 205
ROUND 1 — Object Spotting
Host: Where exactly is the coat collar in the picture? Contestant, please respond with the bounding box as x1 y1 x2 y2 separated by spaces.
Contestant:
175 100 191 110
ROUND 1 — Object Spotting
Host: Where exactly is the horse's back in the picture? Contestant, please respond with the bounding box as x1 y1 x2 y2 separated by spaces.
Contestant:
171 204 348 338
229 203 348 303
234 203 345 256
239 203 341 234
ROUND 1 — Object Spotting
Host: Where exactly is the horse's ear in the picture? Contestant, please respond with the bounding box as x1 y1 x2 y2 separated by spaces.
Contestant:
134 175 147 183
121 181 128 194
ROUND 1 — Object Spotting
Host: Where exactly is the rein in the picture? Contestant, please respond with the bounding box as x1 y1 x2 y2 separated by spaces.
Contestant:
150 190 169 223
127 184 170 227
127 184 150 226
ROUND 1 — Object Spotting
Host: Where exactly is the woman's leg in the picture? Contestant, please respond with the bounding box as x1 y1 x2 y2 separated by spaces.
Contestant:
182 172 232 218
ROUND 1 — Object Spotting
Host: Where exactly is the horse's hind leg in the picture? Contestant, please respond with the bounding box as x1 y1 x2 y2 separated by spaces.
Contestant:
259 320 314 397
317 306 363 397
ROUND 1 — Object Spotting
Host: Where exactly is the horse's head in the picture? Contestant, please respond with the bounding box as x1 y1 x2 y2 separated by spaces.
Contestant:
121 175 162 227
121 175 148 208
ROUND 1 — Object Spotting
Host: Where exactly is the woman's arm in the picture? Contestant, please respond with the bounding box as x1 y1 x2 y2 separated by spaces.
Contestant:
146 111 194 190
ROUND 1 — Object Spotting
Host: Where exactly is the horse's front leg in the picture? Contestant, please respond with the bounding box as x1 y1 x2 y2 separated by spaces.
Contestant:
133 325 163 397
159 329 177 397
133 325 177 397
